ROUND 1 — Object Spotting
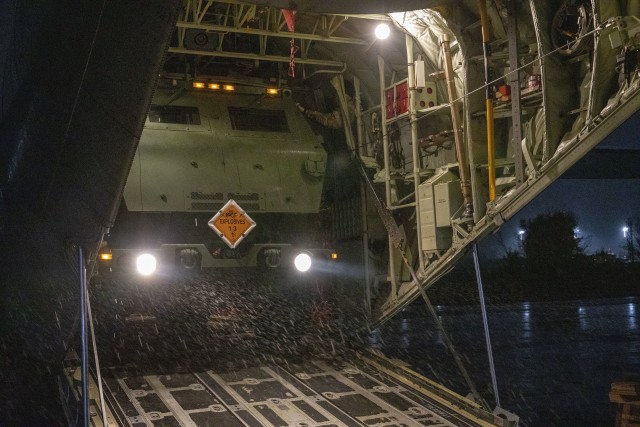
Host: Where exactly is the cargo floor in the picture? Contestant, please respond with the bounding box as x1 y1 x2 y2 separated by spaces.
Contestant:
99 352 504 427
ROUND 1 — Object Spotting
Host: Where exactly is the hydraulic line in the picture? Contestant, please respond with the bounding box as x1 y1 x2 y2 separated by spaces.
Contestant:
441 35 473 217
472 243 501 408
479 0 497 201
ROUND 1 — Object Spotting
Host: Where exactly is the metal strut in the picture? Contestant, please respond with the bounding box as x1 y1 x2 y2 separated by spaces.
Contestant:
399 251 488 409
78 246 90 426
472 243 500 409
87 283 109 426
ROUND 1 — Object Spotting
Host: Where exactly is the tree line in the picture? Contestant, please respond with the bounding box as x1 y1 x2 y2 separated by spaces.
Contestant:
429 211 640 305
516 211 640 265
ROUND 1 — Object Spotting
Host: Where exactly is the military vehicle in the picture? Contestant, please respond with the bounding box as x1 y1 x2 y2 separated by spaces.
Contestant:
98 77 338 276
93 0 640 321
2 0 639 425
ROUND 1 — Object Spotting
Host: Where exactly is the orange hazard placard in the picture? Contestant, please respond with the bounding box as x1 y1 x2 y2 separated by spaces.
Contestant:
208 200 256 248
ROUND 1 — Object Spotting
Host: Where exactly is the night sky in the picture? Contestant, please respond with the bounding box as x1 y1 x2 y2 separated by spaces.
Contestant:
483 111 640 257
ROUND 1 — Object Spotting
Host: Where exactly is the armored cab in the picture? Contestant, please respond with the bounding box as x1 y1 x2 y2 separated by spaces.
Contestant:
101 78 333 274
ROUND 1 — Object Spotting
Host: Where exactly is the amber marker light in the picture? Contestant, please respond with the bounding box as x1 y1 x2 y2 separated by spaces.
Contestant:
223 84 235 91
331 252 338 260
266 88 279 95
208 83 220 90
192 82 205 89
99 253 113 261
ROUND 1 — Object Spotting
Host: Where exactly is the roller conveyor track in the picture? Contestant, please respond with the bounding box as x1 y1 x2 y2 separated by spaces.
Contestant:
98 351 510 427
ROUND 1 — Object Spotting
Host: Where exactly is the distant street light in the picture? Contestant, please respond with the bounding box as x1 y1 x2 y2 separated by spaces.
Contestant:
623 226 629 238
518 229 525 240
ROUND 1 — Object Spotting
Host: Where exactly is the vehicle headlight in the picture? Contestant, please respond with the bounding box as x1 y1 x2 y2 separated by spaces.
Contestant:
136 253 157 276
294 252 312 272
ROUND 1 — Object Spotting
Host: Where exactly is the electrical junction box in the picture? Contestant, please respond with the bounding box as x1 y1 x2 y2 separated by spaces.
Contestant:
434 179 464 227
414 82 437 110
419 169 462 251
385 79 437 123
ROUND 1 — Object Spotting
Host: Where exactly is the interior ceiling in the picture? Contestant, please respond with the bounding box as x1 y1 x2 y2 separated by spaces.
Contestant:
164 0 424 98
242 0 450 14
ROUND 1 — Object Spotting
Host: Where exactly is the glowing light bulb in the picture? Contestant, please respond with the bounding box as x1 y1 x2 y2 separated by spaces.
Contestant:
375 23 390 40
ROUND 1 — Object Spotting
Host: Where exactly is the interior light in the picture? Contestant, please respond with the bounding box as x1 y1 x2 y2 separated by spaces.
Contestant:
136 253 157 276
375 23 391 40
223 84 235 91
192 82 205 89
294 252 312 273
99 253 113 261
266 88 279 95
208 83 220 90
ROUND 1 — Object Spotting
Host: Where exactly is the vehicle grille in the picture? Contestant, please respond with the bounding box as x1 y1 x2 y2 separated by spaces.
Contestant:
191 202 224 211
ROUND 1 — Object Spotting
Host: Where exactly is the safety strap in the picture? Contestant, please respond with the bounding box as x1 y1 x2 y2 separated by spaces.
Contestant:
282 9 297 77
